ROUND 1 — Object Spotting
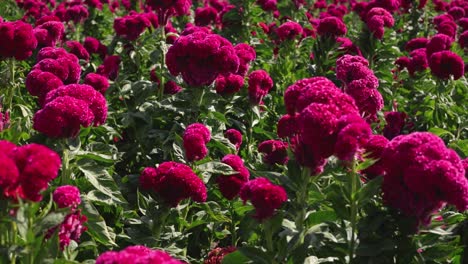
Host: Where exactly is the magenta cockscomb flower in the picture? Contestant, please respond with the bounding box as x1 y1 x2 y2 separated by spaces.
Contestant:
276 21 303 41
84 36 107 58
195 6 218 26
114 12 152 41
381 132 468 226
316 16 347 37
84 73 110 94
0 153 19 198
33 21 64 47
277 114 298 138
215 73 244 96
96 55 121 80
234 43 256 76
408 48 428 75
65 40 90 61
0 20 38 60
225 129 243 150
166 31 239 86
429 51 465 80
216 154 250 200
248 70 273 104
96 245 184 264
383 111 407 139
26 70 64 105
183 123 211 162
6 143 62 202
240 177 287 220
204 246 237 264
426 34 453 57
53 185 81 209
361 135 389 180
140 161 207 207
258 140 289 165
365 7 394 39
405 37 428 51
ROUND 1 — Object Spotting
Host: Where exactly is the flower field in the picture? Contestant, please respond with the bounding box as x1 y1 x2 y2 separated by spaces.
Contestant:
0 0 467 263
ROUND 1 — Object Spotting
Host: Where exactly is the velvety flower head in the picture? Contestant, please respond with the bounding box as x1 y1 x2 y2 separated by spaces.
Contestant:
383 111 407 139
96 245 184 264
140 161 207 207
284 77 337 114
26 70 64 105
215 73 244 96
225 129 242 150
335 55 371 83
317 16 347 37
334 114 372 161
240 177 287 220
33 21 64 47
195 6 218 26
429 51 465 80
276 21 303 41
361 135 389 180
395 56 410 70
33 96 94 138
37 47 78 63
84 36 107 58
8 143 61 202
56 211 87 250
84 73 110 94
166 31 240 86
164 80 183 94
64 5 89 23
277 114 298 138
459 18 468 31
459 30 468 49
183 123 211 161
337 37 362 56
448 6 465 21
426 34 453 57
44 84 108 125
248 70 273 104
114 12 152 41
0 108 10 133
53 185 81 209
365 8 394 39
234 43 256 76
408 48 428 75
437 20 457 38
0 153 19 198
96 55 121 80
0 20 38 60
33 55 81 84
146 0 192 18
181 24 212 36
345 80 384 120
381 132 468 226
216 154 250 200
66 40 90 61
258 140 289 165
204 246 237 264
257 0 277 11
405 37 428 51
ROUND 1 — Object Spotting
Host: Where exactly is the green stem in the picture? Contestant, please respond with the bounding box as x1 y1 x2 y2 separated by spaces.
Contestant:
158 28 166 101
6 58 16 111
229 202 237 246
348 159 359 263
152 206 170 243
61 146 71 185
264 220 274 253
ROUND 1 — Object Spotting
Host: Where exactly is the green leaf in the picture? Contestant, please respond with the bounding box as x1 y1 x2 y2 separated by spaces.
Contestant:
356 176 383 207
34 212 68 235
428 127 454 138
81 198 117 247
197 161 238 176
238 247 273 264
222 251 252 264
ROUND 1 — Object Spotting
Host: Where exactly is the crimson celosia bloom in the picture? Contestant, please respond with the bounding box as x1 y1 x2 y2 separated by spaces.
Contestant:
334 114 372 161
53 185 81 209
140 161 207 207
426 34 453 57
7 143 62 202
204 246 237 264
114 12 152 41
225 129 242 150
405 37 428 51
96 55 121 80
408 48 428 75
0 20 38 60
248 70 273 104
459 30 468 49
33 21 64 47
216 154 250 200
0 107 10 133
276 21 303 41
166 31 240 86
316 17 347 37
365 7 394 39
234 43 256 76
429 51 465 80
0 153 19 198
381 132 468 226
215 73 244 96
183 123 211 161
96 245 184 264
164 80 183 94
361 135 389 180
258 140 289 165
84 73 110 94
55 211 88 250
383 111 407 140
44 84 108 125
33 96 94 138
66 40 90 61
277 114 297 138
33 48 81 84
240 177 287 220
64 5 89 23
195 6 218 26
25 70 64 105
84 36 107 58
257 0 277 11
